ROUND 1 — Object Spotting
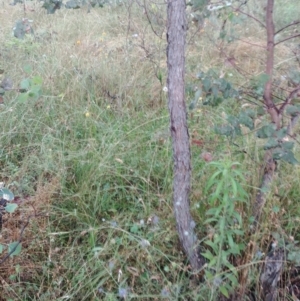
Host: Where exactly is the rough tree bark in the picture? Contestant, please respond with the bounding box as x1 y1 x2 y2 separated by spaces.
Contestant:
167 0 205 272
253 0 277 229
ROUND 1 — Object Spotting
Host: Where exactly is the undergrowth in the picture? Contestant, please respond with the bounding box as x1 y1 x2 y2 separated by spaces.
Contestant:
0 1 300 300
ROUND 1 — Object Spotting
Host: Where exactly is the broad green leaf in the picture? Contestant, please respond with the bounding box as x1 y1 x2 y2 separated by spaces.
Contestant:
264 138 279 150
17 92 29 103
220 285 229 298
257 124 276 138
8 242 22 256
20 78 30 90
272 148 283 160
286 105 300 117
202 77 211 92
244 108 256 118
281 150 299 165
23 65 32 74
0 244 3 254
227 115 242 135
0 188 14 201
288 69 300 84
238 112 254 130
257 106 265 116
282 141 294 150
130 224 139 234
31 76 43 86
211 96 223 106
275 128 287 139
5 203 18 213
257 73 270 85
212 85 219 97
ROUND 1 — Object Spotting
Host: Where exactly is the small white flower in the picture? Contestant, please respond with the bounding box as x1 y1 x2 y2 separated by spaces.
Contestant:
140 239 150 248
163 86 168 92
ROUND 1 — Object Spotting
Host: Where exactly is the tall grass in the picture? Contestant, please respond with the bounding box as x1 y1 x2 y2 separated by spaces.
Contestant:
0 0 300 300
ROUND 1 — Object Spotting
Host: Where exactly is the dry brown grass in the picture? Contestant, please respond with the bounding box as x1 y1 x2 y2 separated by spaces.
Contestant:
0 177 60 300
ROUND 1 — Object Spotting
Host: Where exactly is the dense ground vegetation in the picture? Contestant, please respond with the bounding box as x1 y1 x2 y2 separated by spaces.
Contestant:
0 0 300 300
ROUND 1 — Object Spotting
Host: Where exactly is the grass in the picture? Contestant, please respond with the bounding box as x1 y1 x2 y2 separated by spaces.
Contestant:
0 0 300 300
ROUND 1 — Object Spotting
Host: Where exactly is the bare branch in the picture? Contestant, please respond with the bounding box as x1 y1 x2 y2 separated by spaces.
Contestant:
234 7 266 28
275 20 300 35
275 33 300 46
279 84 300 114
233 37 266 49
142 0 164 39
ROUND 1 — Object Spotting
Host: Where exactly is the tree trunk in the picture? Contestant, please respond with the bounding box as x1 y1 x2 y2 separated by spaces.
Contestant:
167 0 205 272
253 0 277 229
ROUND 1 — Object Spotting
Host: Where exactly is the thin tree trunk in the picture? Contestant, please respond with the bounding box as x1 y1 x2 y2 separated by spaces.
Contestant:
253 0 277 228
167 0 205 272
254 1 284 299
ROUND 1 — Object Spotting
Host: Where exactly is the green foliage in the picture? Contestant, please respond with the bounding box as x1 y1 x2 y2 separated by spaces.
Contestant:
42 0 63 14
0 188 15 201
201 160 248 298
250 74 270 96
0 186 21 260
17 76 43 102
8 242 22 256
41 0 107 13
189 69 238 110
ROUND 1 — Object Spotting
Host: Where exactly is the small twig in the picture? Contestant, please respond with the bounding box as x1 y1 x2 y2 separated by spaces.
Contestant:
233 37 266 49
234 7 266 28
0 213 45 265
278 84 300 114
275 33 300 46
275 20 300 35
142 0 164 39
